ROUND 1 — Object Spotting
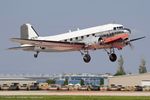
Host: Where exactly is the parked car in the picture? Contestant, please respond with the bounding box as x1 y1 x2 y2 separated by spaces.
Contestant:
90 85 100 91
100 86 109 91
120 87 126 91
28 83 39 90
1 84 10 90
59 85 69 91
19 84 28 90
125 86 135 91
9 83 19 90
135 86 143 91
143 86 150 91
78 85 90 91
48 84 60 90
38 83 49 90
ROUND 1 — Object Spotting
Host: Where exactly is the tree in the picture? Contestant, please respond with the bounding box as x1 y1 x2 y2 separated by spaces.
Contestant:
100 78 104 86
114 55 126 76
139 58 147 74
64 78 68 85
80 79 85 86
46 79 55 84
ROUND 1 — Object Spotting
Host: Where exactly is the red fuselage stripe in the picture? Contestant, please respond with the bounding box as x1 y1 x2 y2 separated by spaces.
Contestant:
103 33 129 43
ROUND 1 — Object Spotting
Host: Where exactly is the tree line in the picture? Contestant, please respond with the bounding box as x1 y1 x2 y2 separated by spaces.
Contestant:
114 55 147 76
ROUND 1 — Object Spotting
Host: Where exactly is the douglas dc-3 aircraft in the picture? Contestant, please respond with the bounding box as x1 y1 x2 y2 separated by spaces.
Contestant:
9 23 145 63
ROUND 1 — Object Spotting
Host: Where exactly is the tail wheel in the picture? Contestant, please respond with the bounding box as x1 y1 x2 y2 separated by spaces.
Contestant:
34 51 39 58
34 54 38 58
83 54 91 63
109 53 117 62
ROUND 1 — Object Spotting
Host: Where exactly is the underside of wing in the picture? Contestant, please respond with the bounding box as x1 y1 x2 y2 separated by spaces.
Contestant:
11 38 85 52
8 46 35 51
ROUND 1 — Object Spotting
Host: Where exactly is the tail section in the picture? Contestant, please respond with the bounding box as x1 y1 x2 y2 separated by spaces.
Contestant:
20 23 39 39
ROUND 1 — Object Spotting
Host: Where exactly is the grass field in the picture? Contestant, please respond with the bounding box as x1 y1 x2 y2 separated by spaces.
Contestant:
0 96 150 100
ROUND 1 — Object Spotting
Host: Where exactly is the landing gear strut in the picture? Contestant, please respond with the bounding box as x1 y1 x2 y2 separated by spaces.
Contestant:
34 51 39 58
80 50 91 63
105 48 117 62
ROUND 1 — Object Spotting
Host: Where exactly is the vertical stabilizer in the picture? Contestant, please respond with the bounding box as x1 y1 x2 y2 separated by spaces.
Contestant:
20 23 39 39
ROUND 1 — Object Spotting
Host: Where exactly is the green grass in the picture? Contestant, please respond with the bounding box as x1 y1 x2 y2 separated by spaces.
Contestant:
0 96 150 100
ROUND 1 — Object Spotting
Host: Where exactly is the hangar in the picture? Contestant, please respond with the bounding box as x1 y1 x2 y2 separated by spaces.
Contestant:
108 73 150 87
0 77 37 85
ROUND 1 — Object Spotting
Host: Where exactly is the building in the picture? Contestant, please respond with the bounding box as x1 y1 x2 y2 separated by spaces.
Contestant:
0 73 51 85
55 73 104 86
0 73 108 86
0 77 37 85
108 73 150 87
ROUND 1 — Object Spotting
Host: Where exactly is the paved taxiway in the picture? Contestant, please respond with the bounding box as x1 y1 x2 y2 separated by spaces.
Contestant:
0 91 150 96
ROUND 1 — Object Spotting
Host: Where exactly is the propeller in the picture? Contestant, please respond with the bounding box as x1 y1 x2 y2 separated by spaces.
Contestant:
126 36 146 50
128 42 134 50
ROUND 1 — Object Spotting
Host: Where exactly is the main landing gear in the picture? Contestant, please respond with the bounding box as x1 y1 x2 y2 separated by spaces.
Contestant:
34 51 39 58
83 54 91 63
80 48 117 63
33 49 117 62
105 48 117 62
109 53 117 62
80 50 91 63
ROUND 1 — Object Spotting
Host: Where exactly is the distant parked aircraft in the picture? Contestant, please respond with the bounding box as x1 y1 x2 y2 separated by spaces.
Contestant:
9 23 145 63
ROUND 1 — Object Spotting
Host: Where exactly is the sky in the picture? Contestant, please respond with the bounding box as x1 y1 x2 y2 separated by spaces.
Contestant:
0 0 149 75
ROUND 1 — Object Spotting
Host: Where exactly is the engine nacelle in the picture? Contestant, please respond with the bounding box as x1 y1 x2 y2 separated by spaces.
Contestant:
88 37 103 44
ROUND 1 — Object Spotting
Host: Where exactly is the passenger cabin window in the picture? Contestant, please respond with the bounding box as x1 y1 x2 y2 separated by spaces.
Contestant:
75 37 78 40
92 34 95 36
87 35 89 37
113 27 116 30
81 36 84 39
70 38 72 41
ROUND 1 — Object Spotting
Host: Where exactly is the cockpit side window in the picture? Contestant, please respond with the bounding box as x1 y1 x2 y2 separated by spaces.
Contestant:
118 26 123 29
113 27 116 30
114 26 123 30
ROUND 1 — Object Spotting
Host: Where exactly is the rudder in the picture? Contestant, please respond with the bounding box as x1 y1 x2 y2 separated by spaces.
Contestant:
20 23 39 39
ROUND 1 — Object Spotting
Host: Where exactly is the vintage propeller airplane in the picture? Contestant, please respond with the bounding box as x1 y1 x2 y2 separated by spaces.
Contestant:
9 23 145 63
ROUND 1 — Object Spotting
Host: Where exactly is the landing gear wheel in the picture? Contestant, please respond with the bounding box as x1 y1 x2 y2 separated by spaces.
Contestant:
109 53 117 62
83 54 91 63
34 54 38 58
34 51 39 58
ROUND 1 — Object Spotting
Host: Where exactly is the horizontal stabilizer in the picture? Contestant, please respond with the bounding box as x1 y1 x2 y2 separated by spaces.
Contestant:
8 46 34 50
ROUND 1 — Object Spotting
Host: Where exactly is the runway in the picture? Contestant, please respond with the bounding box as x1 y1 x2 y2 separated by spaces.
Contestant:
0 91 150 96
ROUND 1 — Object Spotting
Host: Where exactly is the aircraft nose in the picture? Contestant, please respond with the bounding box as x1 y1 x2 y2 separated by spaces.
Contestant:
124 28 131 34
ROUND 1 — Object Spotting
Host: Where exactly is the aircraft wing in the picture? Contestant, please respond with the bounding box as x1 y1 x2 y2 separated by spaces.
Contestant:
10 38 85 52
8 46 35 51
